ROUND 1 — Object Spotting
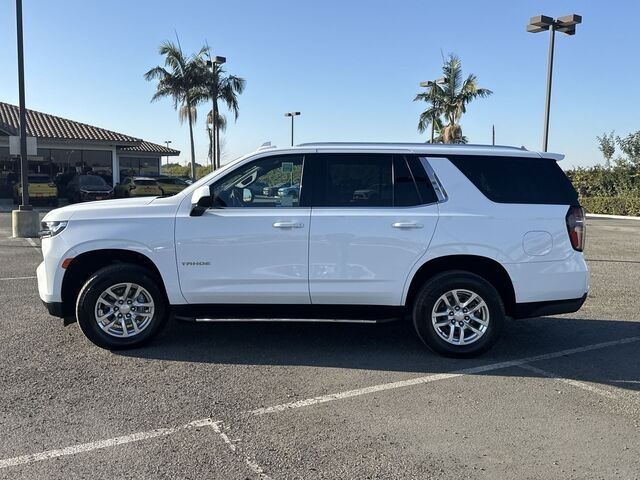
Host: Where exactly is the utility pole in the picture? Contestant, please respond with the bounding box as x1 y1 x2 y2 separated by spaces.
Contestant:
492 125 495 145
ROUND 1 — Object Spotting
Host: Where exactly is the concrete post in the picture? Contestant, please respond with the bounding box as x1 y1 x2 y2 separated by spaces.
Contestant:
12 208 39 237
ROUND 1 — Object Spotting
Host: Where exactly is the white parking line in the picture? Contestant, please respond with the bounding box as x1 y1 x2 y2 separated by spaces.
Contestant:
249 335 640 415
0 276 37 281
0 418 216 470
517 364 619 399
2 336 639 471
210 421 271 480
25 238 38 248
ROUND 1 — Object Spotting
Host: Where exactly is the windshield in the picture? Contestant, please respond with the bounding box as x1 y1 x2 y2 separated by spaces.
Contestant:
28 176 51 184
134 179 158 186
80 176 107 186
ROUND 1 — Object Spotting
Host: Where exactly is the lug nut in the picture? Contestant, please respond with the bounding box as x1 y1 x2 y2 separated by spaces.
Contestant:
126 313 131 318
449 311 454 316
464 316 469 320
458 321 464 327
463 308 468 313
455 306 460 311
127 300 132 305
114 306 119 311
118 314 122 318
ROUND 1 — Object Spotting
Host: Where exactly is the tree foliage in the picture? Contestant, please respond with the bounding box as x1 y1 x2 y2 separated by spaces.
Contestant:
414 54 492 144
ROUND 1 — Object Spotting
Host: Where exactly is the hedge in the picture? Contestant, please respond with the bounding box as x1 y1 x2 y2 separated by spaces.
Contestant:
579 196 640 216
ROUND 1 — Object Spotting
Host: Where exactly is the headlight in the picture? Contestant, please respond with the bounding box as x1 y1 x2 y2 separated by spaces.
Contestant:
39 221 68 238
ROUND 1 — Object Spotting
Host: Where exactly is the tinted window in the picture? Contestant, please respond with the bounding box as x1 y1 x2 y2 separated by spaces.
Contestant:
134 179 157 186
393 156 422 207
448 155 579 205
407 156 438 204
313 154 392 207
212 155 305 208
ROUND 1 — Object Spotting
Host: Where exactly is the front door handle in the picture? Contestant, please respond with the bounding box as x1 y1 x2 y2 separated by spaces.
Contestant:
273 221 304 229
392 222 424 229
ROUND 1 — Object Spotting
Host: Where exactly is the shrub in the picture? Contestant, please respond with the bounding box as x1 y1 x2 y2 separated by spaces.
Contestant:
579 196 640 216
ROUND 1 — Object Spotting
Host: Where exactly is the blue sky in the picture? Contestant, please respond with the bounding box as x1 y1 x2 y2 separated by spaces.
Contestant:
1 0 638 168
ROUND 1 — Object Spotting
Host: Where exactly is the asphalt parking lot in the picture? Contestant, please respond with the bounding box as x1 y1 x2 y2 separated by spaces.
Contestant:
0 212 638 480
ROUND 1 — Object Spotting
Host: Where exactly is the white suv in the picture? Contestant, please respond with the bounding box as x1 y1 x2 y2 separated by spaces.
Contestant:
37 143 588 357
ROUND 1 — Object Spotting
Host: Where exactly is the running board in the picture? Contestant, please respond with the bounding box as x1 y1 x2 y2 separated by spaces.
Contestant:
171 304 407 324
186 317 390 324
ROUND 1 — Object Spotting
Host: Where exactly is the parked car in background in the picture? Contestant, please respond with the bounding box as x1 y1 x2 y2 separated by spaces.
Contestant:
263 181 290 197
277 183 300 198
155 176 189 196
13 174 58 206
66 175 114 203
114 177 163 198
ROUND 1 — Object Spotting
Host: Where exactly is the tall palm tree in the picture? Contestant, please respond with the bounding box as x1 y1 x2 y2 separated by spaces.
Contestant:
144 41 209 179
415 54 492 144
194 56 245 169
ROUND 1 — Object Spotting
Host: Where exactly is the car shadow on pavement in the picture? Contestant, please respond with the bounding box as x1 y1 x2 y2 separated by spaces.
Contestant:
115 316 640 392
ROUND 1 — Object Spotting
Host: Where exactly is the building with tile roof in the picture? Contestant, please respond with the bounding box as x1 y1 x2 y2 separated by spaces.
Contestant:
0 102 180 198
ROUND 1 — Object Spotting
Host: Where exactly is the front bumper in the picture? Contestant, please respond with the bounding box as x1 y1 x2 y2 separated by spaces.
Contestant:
42 300 65 318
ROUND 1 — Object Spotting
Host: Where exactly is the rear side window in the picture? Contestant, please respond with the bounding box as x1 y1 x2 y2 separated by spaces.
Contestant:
314 153 393 207
448 155 579 205
135 179 157 186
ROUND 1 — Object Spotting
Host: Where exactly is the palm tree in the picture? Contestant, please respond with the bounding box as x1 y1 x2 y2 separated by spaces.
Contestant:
195 57 245 169
144 41 209 179
415 54 492 144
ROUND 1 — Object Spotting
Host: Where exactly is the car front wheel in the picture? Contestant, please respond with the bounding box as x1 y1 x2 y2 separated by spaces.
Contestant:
76 264 168 349
412 271 505 358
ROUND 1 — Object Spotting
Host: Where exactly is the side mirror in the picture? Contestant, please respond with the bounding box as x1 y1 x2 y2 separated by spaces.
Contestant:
242 188 253 203
190 185 213 216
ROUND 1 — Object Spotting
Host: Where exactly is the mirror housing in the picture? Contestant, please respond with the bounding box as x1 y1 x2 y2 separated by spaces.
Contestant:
190 185 213 216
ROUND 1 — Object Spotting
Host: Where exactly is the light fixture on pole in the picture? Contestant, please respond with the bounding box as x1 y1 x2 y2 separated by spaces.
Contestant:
527 14 582 151
418 77 446 143
164 140 171 166
284 112 301 146
206 55 226 169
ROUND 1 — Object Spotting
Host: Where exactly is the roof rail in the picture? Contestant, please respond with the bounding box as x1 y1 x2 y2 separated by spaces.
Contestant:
296 142 527 151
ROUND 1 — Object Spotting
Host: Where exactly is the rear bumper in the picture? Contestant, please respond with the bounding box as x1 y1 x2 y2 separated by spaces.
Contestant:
512 293 587 319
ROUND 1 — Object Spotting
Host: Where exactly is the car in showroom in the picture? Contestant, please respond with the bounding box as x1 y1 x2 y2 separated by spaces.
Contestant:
13 174 58 206
66 174 114 203
37 142 588 357
114 176 163 198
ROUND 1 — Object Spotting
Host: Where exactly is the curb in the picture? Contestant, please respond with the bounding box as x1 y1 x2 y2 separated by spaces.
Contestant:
586 213 640 221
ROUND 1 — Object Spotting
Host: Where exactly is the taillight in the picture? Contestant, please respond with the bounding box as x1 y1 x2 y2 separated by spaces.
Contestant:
566 206 586 252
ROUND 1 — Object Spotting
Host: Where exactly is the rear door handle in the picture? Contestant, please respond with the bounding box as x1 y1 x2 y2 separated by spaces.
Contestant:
392 222 424 229
273 221 304 229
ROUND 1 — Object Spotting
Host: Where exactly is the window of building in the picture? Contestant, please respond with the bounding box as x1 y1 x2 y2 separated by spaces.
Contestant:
119 157 160 178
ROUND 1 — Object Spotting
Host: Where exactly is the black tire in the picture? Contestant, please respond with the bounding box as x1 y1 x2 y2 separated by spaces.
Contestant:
412 271 505 358
75 264 168 350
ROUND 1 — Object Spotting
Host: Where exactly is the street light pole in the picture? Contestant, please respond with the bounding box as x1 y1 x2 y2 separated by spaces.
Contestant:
542 25 556 153
284 112 301 146
206 55 226 170
164 140 171 166
16 0 29 209
418 77 445 143
527 14 581 152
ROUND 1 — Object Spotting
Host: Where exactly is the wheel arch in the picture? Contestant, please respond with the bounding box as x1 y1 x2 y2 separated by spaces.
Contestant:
61 249 168 317
404 255 517 317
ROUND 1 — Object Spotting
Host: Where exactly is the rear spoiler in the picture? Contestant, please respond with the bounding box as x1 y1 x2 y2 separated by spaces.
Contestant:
539 152 565 161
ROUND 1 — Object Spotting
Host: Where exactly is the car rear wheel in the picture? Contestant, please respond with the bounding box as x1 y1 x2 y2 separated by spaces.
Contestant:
76 264 168 349
412 271 505 358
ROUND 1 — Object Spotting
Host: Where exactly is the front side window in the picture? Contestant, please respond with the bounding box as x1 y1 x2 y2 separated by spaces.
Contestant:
212 154 305 208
